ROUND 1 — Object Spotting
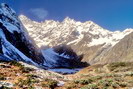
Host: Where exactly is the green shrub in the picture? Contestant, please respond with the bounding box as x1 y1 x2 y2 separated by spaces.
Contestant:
81 84 98 89
27 86 35 89
26 74 38 79
21 67 34 73
125 72 133 77
103 73 114 77
74 79 92 85
114 77 123 82
111 82 119 88
108 62 130 71
16 78 37 87
0 75 6 80
42 79 58 89
0 86 13 89
9 61 24 68
8 61 34 73
65 83 76 89
118 82 127 87
98 79 113 87
89 76 102 81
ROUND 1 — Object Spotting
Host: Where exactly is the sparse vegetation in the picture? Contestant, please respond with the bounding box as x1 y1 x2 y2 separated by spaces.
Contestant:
9 61 24 68
8 61 34 73
74 78 93 85
81 84 98 89
0 75 6 80
16 78 37 88
1 60 133 89
63 62 133 89
21 67 34 73
65 82 77 89
26 74 39 79
107 62 133 72
0 86 13 89
118 82 128 87
0 61 64 89
41 78 58 88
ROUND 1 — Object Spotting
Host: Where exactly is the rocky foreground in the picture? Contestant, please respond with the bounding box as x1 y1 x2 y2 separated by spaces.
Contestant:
1 60 133 89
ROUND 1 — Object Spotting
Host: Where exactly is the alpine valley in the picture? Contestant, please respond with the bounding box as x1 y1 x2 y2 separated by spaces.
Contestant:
0 3 86 70
1 3 133 89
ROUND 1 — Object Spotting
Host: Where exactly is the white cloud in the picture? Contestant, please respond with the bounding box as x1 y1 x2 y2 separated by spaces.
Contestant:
30 8 48 20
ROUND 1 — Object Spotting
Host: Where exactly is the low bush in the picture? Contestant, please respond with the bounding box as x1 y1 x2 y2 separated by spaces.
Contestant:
21 67 34 73
0 75 6 80
9 61 24 68
41 79 58 89
16 78 37 88
108 62 131 71
81 84 98 89
74 78 93 85
0 86 13 89
65 83 77 89
118 82 127 87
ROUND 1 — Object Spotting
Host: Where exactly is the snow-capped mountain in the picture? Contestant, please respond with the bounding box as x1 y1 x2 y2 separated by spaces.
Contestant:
19 15 133 63
0 3 43 65
0 3 85 69
19 15 133 48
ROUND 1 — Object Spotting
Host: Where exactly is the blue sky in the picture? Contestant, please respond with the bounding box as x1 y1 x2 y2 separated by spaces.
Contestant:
1 0 133 31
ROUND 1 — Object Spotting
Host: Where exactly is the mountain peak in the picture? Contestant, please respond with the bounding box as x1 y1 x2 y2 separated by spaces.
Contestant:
84 20 95 24
19 14 28 20
123 28 133 33
0 3 16 15
19 15 32 22
1 3 9 8
63 17 75 23
64 16 73 20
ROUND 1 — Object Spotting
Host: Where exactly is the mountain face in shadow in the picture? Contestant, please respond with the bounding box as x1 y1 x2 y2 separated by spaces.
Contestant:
41 44 89 68
0 3 43 64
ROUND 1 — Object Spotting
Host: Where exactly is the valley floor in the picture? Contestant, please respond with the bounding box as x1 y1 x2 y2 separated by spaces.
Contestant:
1 61 133 89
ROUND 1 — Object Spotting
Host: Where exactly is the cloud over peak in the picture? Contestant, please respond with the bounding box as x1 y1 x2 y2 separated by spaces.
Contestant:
30 8 48 20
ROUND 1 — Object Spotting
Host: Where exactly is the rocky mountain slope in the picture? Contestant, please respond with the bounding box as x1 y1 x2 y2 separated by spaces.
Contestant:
0 3 43 65
0 3 85 69
91 32 133 64
20 15 133 64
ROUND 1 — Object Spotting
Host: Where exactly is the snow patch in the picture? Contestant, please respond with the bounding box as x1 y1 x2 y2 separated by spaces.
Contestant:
57 81 65 86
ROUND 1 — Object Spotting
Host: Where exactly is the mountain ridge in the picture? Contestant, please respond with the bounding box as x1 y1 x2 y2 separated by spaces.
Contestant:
0 3 85 69
19 14 133 63
19 14 133 48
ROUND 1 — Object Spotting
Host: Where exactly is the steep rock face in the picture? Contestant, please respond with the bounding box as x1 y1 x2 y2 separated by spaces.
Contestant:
20 15 133 63
91 32 133 64
0 3 43 64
